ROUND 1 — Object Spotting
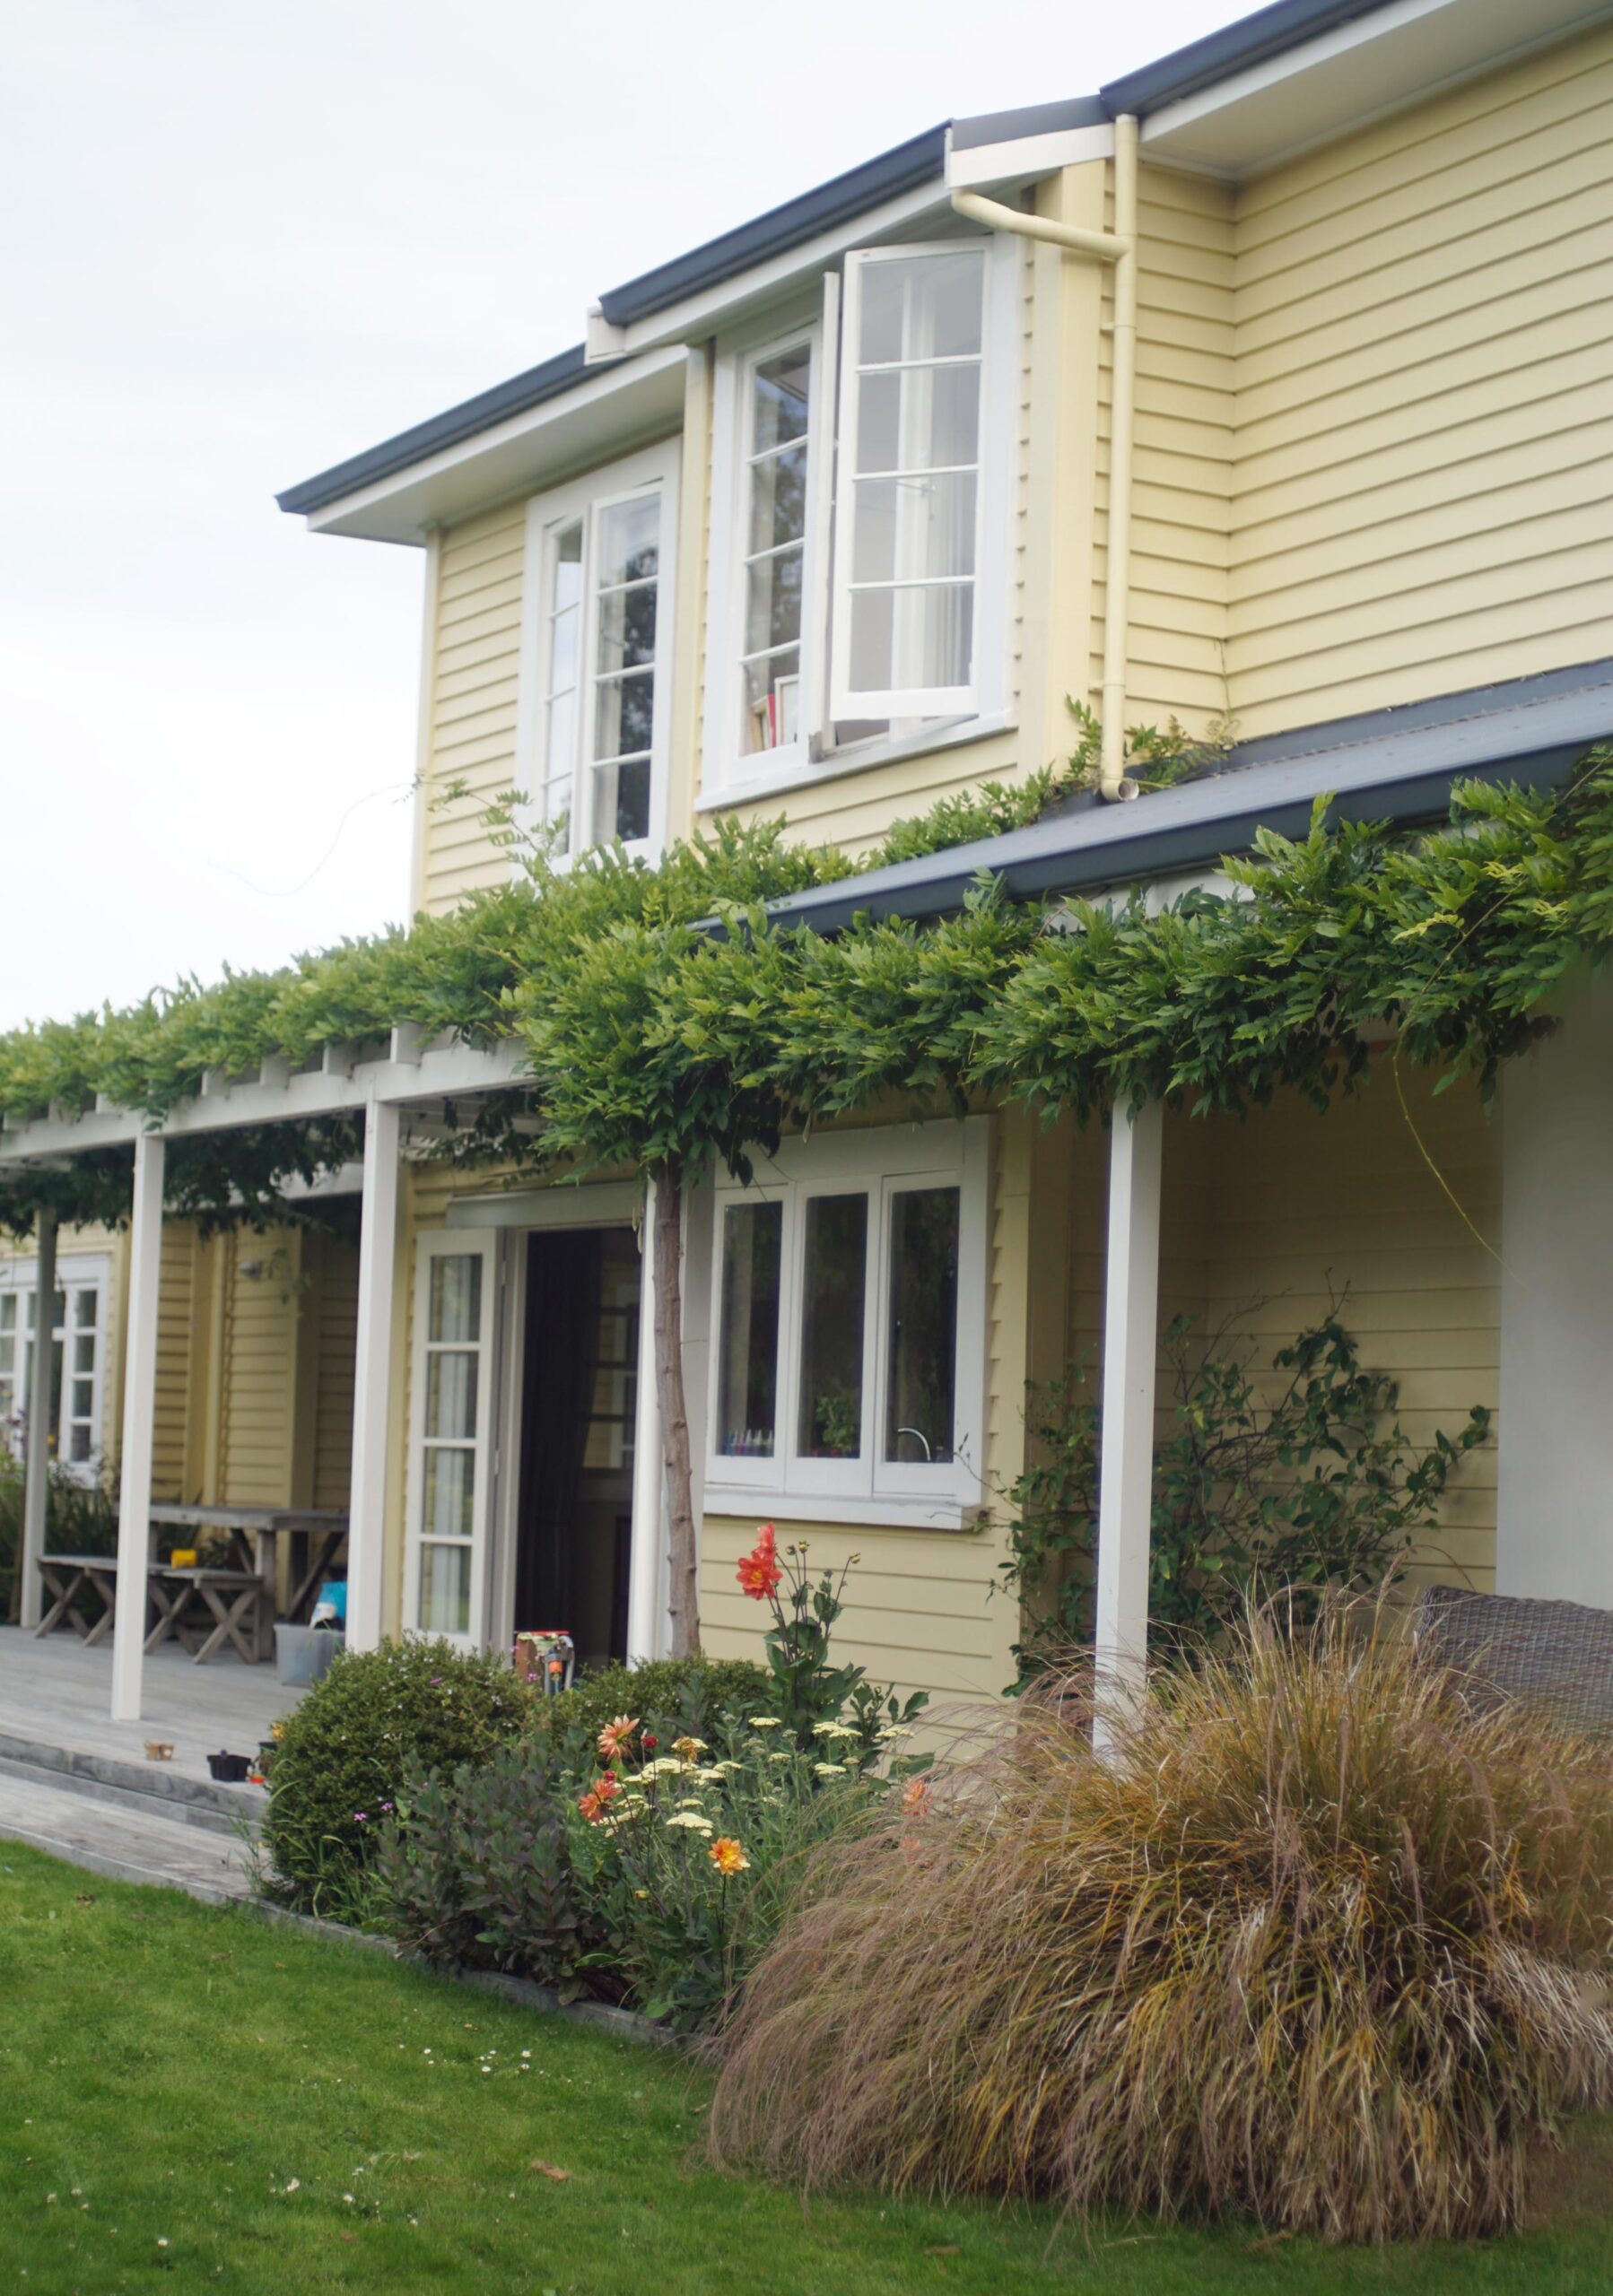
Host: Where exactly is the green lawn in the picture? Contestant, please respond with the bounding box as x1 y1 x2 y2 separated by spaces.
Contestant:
4 1843 1613 2294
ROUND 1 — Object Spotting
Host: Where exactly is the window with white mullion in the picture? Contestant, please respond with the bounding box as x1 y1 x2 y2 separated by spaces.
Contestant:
832 242 988 724
539 519 584 853
589 497 660 846
738 338 811 757
0 1264 107 1477
410 1240 494 1645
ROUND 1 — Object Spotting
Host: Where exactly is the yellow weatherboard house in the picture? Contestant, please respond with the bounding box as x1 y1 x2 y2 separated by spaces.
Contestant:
5 0 1613 1730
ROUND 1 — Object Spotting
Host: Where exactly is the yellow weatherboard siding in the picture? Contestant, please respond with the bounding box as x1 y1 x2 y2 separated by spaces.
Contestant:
1224 19 1613 737
419 503 527 916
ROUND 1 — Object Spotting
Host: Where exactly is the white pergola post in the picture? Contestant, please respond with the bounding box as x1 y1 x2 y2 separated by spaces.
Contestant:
346 1094 401 1653
1093 1097 1164 1747
111 1134 166 1722
625 1178 667 1665
18 1205 58 1630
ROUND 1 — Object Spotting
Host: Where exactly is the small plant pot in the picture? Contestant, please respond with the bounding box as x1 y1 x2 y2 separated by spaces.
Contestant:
207 1752 252 1783
275 1623 344 1687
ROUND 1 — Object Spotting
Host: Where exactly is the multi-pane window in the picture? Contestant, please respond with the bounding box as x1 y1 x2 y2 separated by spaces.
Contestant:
412 1244 493 1642
704 237 1005 792
833 243 987 721
706 1123 987 1513
522 442 677 861
739 344 810 756
0 1262 107 1477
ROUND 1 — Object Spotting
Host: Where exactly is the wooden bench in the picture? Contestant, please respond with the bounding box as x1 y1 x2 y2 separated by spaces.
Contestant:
146 1569 273 1665
36 1554 118 1644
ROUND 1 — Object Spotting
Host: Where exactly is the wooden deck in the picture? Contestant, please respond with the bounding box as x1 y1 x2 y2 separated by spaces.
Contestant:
0 1625 306 1788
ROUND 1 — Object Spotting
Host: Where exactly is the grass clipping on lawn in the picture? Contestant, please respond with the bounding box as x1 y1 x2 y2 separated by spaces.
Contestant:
709 1607 1613 2242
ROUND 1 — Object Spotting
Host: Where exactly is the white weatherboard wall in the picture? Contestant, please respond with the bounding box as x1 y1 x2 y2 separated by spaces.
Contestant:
1498 972 1613 1606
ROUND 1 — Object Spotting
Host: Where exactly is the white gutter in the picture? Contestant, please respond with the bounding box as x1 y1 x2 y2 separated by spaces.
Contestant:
951 111 1140 802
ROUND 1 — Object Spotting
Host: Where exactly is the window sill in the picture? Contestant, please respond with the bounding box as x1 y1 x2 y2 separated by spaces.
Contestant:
702 1484 988 1534
695 709 1016 816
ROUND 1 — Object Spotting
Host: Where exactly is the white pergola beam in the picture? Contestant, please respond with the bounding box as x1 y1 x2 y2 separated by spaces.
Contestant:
0 1038 533 1165
18 1205 57 1631
1093 1096 1164 1746
110 1133 166 1722
346 1096 401 1651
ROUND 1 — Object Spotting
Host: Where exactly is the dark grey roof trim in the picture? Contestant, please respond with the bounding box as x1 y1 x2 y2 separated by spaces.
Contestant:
275 343 589 517
1101 0 1390 117
745 660 1613 938
595 126 947 328
951 95 1110 150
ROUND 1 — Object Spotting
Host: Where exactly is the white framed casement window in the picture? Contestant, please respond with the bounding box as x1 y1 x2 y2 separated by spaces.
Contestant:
703 1118 989 1526
0 1253 110 1480
702 305 832 794
516 439 680 862
831 239 1008 725
405 1231 500 1648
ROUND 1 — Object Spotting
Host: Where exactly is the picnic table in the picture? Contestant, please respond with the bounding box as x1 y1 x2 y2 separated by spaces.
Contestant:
147 1505 348 1626
35 1505 349 1665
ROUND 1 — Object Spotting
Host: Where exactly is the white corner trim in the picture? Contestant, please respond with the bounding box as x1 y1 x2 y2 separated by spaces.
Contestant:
946 122 1114 189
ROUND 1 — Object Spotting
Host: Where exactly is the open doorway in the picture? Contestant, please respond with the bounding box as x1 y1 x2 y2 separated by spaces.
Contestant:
512 1227 640 1666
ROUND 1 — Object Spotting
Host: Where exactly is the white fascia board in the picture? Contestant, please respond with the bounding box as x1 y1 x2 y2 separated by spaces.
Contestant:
305 346 690 545
1141 0 1613 178
945 120 1113 190
0 1039 534 1166
583 177 958 368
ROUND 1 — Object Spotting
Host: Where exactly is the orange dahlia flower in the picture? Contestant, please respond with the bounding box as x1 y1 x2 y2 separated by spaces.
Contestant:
736 1523 782 1601
709 1836 749 1876
597 1713 640 1762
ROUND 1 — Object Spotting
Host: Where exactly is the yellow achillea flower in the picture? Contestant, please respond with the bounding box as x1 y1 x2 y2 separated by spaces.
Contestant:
709 1836 749 1876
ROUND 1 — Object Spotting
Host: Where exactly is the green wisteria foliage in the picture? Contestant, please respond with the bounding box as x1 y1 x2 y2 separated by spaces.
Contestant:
2 746 1609 1239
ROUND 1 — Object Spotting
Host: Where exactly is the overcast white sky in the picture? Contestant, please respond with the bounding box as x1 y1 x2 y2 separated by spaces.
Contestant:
0 0 1236 1032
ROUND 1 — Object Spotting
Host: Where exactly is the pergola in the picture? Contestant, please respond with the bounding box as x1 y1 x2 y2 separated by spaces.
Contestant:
0 1027 681 1723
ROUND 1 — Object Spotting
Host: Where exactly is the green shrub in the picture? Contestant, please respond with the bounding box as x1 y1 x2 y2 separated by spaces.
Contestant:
530 1655 772 1753
264 1638 527 1919
376 1731 589 1992
710 1604 1613 2241
1001 1301 1488 1680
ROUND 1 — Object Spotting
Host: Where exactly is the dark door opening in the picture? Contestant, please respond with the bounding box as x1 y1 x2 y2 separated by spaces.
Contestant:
513 1227 640 1666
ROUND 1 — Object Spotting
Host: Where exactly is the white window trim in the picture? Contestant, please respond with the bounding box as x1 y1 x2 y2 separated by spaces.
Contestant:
702 308 826 800
0 1252 111 1483
405 1230 501 1651
514 437 680 868
700 232 1018 807
828 234 1016 728
703 1119 990 1530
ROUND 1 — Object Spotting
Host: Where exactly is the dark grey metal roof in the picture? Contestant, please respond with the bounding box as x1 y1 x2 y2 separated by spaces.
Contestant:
745 658 1613 938
596 126 948 328
277 7 1408 519
275 344 589 518
1100 0 1390 115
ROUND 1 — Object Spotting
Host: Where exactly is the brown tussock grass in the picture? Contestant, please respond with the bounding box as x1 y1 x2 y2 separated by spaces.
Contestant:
708 1605 1613 2242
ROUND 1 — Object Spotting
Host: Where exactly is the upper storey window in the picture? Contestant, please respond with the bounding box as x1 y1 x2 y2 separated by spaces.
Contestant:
519 439 679 860
704 233 1012 800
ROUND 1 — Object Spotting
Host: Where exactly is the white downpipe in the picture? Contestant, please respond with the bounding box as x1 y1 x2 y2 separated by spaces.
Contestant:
1092 1096 1163 1750
347 1093 401 1652
111 1133 166 1723
625 1181 667 1665
950 112 1140 802
18 1206 57 1631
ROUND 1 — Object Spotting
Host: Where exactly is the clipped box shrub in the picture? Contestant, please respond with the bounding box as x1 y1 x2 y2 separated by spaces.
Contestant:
264 1637 527 1918
711 1605 1613 2242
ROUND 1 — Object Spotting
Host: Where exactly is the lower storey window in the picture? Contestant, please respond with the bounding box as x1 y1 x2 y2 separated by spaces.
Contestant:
706 1120 986 1514
0 1258 108 1476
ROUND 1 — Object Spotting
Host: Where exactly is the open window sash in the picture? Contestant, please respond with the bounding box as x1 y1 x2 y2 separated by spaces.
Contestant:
829 240 989 725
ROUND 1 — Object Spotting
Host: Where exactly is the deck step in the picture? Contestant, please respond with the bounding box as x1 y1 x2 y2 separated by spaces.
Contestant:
0 1731 264 1832
0 1770 253 1902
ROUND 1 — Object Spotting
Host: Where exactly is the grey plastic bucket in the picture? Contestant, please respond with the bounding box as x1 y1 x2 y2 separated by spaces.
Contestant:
275 1624 345 1687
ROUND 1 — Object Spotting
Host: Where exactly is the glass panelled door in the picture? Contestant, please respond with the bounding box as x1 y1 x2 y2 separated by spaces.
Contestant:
407 1234 498 1647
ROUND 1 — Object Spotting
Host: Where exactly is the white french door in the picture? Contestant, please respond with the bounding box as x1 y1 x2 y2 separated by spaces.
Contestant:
405 1231 499 1648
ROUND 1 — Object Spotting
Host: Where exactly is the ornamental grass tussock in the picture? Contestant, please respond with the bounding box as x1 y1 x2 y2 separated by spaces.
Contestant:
709 1602 1613 2243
